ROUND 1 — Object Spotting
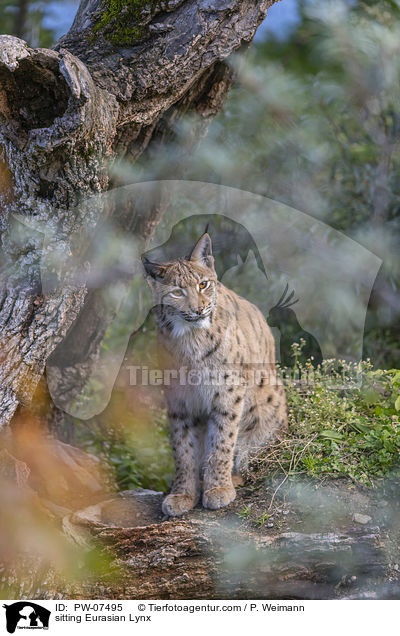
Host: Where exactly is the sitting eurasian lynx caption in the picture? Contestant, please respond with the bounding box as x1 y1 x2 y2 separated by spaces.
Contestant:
142 232 287 516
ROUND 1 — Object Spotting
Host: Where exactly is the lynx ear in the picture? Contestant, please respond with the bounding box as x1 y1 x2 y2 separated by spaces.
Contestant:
141 255 166 280
189 233 214 269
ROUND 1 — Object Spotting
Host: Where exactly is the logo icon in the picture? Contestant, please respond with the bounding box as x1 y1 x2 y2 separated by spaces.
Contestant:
3 602 50 633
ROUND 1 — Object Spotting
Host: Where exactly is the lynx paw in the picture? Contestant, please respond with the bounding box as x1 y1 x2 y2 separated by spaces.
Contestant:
202 485 236 510
162 493 198 517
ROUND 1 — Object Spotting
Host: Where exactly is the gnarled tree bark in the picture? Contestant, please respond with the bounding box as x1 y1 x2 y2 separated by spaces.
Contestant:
0 0 278 427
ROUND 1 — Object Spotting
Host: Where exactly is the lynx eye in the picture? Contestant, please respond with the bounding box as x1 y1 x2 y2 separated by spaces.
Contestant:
170 288 184 298
199 280 210 291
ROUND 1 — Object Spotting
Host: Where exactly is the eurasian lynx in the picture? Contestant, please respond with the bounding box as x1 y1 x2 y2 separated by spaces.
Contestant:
142 232 287 516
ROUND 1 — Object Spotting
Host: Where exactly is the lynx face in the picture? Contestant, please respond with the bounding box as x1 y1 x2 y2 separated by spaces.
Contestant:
142 234 218 333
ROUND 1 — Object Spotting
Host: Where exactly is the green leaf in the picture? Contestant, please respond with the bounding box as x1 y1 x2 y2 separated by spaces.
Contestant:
395 396 400 411
390 371 400 386
320 430 344 440
361 387 382 405
350 422 371 434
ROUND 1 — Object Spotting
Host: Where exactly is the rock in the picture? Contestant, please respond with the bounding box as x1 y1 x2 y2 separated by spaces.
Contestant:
353 513 372 525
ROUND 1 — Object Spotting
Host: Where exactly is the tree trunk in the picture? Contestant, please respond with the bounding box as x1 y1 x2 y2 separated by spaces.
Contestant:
65 491 389 600
14 0 29 40
0 0 278 428
4 488 394 600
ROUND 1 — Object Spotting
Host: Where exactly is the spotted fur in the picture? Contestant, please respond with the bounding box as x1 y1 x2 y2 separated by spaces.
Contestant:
143 233 287 516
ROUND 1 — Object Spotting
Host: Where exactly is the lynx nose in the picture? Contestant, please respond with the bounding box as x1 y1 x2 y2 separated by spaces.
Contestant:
196 306 205 315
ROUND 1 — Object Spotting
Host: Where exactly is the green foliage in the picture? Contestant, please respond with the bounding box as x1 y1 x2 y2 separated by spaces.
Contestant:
255 512 272 526
192 0 400 236
237 504 253 519
74 408 174 493
253 359 400 487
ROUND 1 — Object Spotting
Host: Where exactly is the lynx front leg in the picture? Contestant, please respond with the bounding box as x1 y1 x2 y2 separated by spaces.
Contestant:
203 401 243 510
162 412 201 516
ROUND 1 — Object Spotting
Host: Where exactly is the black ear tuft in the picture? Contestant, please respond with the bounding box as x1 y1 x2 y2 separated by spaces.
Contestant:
141 255 166 279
